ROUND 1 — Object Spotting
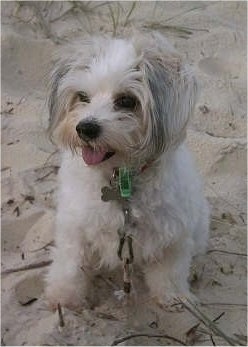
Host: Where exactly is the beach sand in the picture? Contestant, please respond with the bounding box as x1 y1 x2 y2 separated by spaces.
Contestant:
1 2 247 345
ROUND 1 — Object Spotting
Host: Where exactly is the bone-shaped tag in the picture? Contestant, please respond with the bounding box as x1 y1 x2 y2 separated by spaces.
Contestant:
101 186 121 202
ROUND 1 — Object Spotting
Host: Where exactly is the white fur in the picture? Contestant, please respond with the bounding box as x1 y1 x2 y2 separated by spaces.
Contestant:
45 32 209 310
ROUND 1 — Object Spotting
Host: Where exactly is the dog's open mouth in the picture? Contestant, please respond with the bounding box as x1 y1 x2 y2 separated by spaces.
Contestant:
81 147 115 165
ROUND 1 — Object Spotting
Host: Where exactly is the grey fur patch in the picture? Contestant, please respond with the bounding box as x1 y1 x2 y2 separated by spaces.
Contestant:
48 62 71 133
141 54 198 160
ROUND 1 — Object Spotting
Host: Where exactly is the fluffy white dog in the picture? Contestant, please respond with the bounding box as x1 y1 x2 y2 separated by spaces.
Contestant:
45 32 209 310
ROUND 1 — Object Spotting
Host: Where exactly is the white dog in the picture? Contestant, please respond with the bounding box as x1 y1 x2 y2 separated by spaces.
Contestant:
45 32 209 310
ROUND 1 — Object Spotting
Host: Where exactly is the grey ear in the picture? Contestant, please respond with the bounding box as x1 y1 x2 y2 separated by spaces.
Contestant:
48 62 71 133
142 53 198 154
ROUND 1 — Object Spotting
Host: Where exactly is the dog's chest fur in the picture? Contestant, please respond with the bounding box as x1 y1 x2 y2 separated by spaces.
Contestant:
57 151 187 268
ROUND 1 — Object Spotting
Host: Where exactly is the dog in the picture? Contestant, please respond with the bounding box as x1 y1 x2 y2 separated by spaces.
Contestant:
45 32 209 310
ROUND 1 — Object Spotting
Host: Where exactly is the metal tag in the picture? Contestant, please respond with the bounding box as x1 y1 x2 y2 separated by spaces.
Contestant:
101 186 122 202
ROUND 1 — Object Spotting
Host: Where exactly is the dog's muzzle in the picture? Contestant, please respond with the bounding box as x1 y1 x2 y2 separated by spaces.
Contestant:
76 119 101 141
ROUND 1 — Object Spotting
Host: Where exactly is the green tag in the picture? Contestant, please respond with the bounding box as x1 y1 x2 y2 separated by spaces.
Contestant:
118 167 132 198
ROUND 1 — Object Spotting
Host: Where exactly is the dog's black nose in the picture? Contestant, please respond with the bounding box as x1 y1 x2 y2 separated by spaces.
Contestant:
76 119 101 140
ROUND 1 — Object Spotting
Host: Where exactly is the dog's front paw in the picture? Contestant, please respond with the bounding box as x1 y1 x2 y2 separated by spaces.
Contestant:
45 282 88 312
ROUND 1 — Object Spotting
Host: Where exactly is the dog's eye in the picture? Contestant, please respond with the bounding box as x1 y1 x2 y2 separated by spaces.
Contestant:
77 92 90 103
114 95 137 110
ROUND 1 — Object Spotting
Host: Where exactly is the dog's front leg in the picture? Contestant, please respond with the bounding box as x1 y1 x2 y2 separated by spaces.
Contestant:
144 235 194 311
45 222 90 311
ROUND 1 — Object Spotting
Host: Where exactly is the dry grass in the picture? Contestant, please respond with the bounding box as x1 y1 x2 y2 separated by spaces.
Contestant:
180 298 247 346
6 1 209 41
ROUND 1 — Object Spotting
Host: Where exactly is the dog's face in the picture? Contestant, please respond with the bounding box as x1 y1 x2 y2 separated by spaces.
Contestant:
48 33 198 167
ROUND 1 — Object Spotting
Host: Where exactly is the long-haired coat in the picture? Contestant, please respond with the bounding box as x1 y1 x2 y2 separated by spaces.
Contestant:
45 32 209 310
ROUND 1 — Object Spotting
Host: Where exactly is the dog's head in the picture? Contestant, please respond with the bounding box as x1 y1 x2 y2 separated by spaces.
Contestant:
48 32 198 167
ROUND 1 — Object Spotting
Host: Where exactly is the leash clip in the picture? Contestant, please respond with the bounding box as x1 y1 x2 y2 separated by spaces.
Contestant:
117 234 133 264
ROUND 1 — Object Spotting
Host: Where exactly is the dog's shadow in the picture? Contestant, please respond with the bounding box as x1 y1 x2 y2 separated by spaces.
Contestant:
89 264 147 309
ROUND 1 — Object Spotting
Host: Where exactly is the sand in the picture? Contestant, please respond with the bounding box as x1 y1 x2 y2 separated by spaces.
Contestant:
1 1 247 346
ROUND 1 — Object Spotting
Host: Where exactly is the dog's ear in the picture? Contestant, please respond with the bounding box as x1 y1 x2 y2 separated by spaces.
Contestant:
139 34 198 154
47 38 100 136
47 61 72 134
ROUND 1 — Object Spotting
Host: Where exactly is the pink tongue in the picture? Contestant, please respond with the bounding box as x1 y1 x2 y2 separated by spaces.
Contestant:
81 147 107 165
